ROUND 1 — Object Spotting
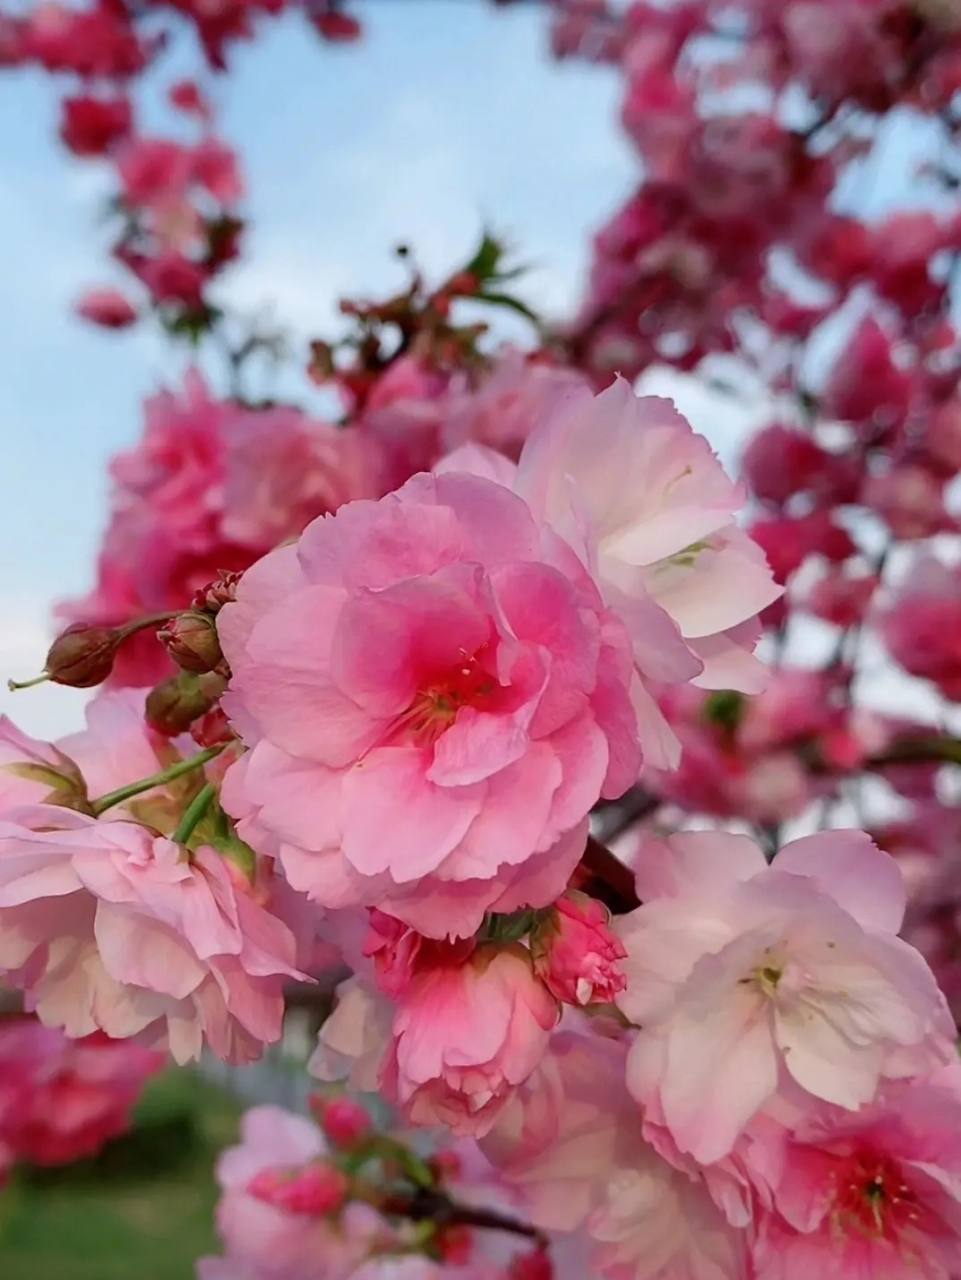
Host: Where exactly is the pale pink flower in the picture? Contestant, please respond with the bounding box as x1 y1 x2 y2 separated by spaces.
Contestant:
0 809 302 1063
481 1031 748 1279
531 891 627 1007
0 1017 162 1167
748 1068 961 1279
440 350 589 462
308 976 394 1093
200 1105 385 1280
381 943 559 1136
616 829 955 1164
515 377 781 767
219 470 640 938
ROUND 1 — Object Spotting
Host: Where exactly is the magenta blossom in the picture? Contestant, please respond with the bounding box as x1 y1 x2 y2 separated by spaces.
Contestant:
219 469 640 938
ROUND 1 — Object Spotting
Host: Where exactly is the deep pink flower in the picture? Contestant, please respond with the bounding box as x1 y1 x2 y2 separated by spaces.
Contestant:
64 373 384 686
879 555 961 698
740 424 831 506
60 94 132 157
0 1018 162 1167
616 829 955 1163
219 469 640 937
381 942 559 1136
748 1069 961 1279
362 909 423 999
531 891 626 1006
0 810 302 1063
116 137 194 211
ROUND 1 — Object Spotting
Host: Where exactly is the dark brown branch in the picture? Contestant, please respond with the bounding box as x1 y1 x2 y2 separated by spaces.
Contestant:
378 1186 549 1250
580 835 640 914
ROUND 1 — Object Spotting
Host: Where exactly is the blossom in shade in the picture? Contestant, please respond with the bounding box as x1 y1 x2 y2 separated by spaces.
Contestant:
219 469 640 938
615 829 955 1164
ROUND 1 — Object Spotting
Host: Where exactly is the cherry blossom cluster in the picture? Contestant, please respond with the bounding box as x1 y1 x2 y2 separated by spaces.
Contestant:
543 0 961 1014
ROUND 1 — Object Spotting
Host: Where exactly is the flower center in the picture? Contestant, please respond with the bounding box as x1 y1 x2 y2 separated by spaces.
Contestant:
831 1151 920 1242
391 648 497 748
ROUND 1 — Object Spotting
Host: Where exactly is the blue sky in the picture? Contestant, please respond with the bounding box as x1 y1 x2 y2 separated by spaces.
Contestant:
0 1 775 736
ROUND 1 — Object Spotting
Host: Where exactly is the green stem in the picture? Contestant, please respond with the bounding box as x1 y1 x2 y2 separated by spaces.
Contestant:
172 782 217 846
91 745 224 817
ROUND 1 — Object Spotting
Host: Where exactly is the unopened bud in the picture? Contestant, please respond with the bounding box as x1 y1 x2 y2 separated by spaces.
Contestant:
427 1150 462 1185
46 623 124 688
190 706 235 749
192 570 242 616
510 1248 553 1280
310 1096 372 1151
247 1162 349 1217
436 1226 473 1266
159 611 224 674
146 672 226 737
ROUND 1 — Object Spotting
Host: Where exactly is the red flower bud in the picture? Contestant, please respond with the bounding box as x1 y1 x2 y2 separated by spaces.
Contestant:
247 1162 349 1216
510 1248 553 1280
311 1097 372 1151
192 571 242 616
190 707 235 749
436 1225 473 1266
159 611 224 674
145 672 226 737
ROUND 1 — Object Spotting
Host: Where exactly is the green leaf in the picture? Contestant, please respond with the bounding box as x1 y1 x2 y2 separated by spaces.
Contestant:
463 232 504 283
475 291 542 327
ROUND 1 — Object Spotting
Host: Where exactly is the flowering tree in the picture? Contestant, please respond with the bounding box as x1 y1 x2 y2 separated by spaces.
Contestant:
3 1 961 1278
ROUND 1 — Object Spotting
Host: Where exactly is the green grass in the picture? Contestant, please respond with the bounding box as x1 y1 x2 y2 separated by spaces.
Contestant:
0 1068 242 1280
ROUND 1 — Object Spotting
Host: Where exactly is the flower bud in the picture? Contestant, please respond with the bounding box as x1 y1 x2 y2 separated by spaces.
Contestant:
531 891 627 1007
510 1249 553 1280
436 1225 473 1265
192 570 242 616
310 1097 372 1151
247 1162 349 1217
189 707 235 749
146 672 226 736
45 623 124 688
159 611 224 674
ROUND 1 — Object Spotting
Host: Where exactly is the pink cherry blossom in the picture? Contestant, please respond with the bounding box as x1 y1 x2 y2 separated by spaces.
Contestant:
879 555 961 698
531 891 626 1007
481 1031 749 1279
64 372 384 686
219 469 640 937
0 809 302 1063
747 1068 961 1280
615 829 955 1164
0 1017 162 1167
381 942 559 1136
515 377 781 765
199 1105 385 1280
